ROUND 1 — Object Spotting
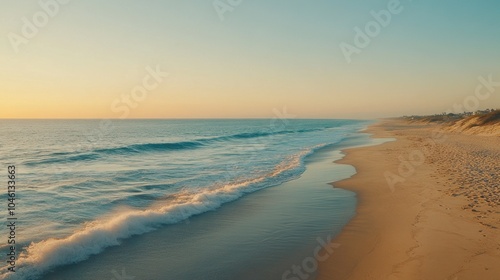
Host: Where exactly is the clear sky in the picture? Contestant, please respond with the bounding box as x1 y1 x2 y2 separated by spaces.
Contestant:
1 0 499 119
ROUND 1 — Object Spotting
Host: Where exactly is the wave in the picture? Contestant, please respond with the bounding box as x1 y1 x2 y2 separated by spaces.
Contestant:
96 141 204 154
1 144 328 280
216 128 319 140
24 128 324 166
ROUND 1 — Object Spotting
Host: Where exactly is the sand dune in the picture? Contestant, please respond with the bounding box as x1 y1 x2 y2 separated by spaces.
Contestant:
444 111 500 136
408 110 500 136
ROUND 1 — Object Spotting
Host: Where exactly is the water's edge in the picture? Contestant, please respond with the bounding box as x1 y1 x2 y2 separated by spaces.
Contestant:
37 130 384 280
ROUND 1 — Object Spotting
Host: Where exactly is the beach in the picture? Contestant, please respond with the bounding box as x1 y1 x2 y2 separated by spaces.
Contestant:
318 119 500 280
3 1 500 279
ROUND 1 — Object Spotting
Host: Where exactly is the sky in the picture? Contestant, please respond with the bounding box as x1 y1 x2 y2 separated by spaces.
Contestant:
1 0 499 119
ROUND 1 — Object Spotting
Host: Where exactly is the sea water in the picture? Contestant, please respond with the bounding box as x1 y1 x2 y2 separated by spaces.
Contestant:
0 119 371 279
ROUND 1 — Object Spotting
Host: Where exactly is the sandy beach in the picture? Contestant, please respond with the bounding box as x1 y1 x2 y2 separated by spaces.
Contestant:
318 119 500 280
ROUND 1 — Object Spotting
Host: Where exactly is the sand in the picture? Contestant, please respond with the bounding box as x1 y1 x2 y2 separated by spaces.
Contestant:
317 119 500 280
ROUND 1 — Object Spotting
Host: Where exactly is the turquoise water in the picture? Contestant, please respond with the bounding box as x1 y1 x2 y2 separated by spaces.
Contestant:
0 119 370 279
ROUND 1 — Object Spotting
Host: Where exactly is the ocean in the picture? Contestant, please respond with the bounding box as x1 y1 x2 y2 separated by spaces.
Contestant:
0 119 373 280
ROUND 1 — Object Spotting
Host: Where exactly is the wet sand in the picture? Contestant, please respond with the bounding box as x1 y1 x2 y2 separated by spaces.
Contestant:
318 119 500 280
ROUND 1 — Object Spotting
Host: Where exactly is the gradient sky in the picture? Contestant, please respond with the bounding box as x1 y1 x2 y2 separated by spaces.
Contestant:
1 0 499 119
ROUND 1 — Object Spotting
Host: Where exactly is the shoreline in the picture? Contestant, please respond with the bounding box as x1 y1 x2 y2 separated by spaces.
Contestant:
37 128 371 280
318 119 500 280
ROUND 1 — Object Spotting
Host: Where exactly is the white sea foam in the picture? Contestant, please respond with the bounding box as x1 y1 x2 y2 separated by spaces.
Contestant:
1 145 326 280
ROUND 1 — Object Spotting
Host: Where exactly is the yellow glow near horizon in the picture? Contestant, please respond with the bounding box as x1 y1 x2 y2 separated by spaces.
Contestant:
1 1 499 119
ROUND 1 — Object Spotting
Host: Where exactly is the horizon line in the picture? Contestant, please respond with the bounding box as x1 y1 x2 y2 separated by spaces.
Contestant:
0 117 374 121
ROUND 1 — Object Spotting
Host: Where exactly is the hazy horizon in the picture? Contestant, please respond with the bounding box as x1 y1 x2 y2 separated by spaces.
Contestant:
1 0 500 119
